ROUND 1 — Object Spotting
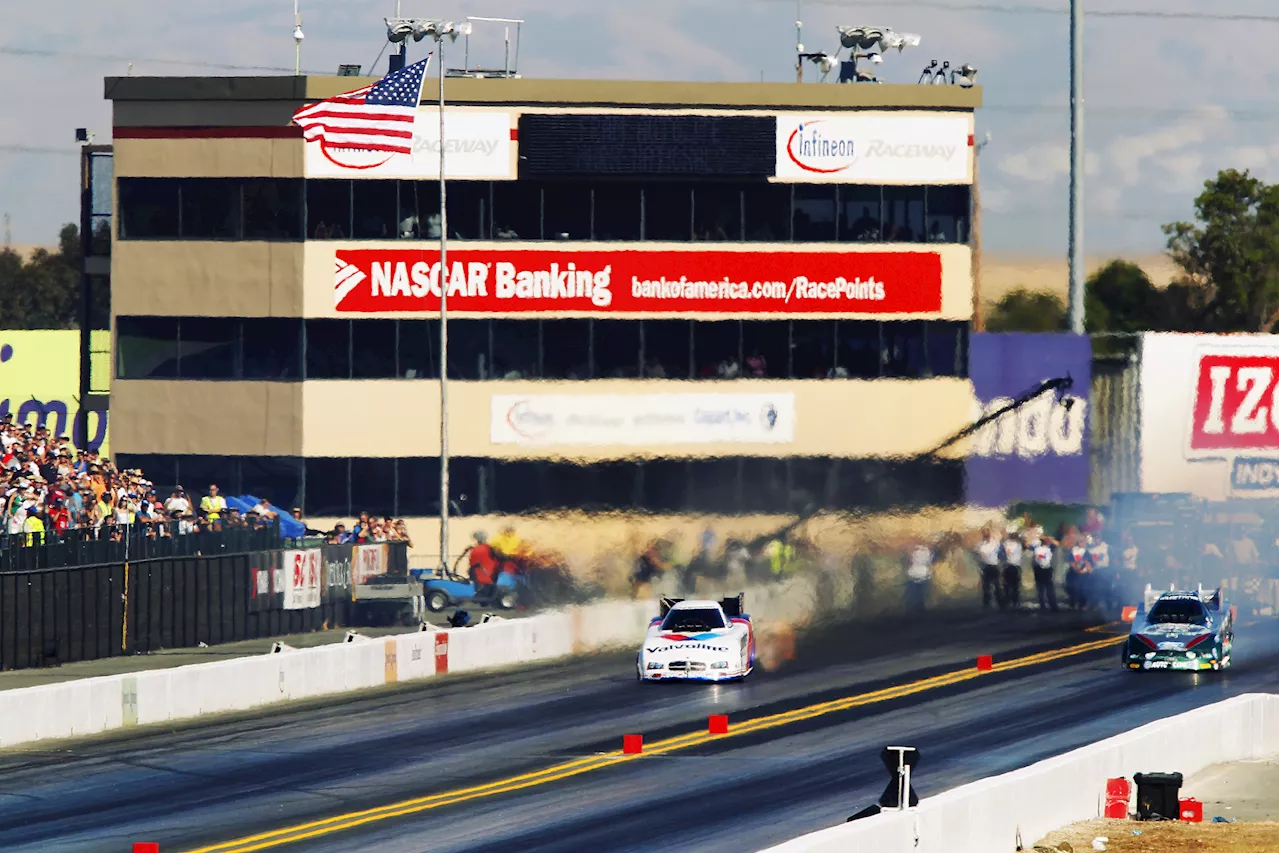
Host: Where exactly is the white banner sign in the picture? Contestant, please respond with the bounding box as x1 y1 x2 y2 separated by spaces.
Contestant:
490 394 795 446
304 110 513 179
352 544 388 585
283 549 322 610
774 114 971 183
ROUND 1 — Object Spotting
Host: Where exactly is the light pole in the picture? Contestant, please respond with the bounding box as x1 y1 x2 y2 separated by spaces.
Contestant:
1067 0 1085 333
423 21 469 572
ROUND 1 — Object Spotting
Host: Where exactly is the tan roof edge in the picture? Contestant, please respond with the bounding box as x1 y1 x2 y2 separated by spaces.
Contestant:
105 75 981 111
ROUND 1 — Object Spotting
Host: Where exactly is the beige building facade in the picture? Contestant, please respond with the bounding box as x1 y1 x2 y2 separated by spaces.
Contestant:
106 73 985 563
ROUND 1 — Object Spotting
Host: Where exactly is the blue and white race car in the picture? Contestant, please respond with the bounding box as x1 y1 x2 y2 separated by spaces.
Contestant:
1123 585 1235 672
637 595 755 682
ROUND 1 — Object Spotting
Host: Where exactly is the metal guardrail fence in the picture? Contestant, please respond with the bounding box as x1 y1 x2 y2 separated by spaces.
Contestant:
0 521 289 573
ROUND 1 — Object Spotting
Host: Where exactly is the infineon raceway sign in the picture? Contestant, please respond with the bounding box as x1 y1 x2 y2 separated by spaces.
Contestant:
491 394 795 446
304 109 512 180
331 248 943 315
775 114 972 183
966 333 1091 508
1140 333 1279 500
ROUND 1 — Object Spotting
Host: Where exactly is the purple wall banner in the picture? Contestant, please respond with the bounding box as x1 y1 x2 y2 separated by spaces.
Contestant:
966 333 1092 508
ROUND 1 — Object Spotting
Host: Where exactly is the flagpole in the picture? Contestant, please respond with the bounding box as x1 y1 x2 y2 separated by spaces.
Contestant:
436 45 450 574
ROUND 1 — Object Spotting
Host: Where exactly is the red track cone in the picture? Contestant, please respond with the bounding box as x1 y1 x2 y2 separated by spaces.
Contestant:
708 714 729 734
623 734 643 754
977 654 993 672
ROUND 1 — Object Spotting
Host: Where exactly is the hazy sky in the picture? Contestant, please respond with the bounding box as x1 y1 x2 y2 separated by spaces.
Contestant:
0 0 1276 256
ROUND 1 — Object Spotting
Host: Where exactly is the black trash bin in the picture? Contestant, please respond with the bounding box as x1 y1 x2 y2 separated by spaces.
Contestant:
1133 772 1183 820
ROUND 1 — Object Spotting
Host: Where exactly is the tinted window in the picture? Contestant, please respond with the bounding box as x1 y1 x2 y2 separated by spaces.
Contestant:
791 320 835 379
492 182 541 240
491 319 539 379
304 458 349 517
661 607 726 632
119 178 179 239
644 185 693 242
639 460 688 513
305 320 350 379
792 185 837 242
926 185 970 243
353 180 396 239
179 317 240 379
882 321 926 378
743 183 790 242
181 179 241 239
693 321 741 378
840 186 883 242
1148 598 1209 625
447 181 490 240
593 320 641 378
541 320 591 379
448 320 491 380
351 320 396 379
306 180 351 239
742 321 788 378
398 180 439 239
397 320 440 379
642 321 691 379
593 183 642 240
397 457 440 517
835 320 881 379
243 179 303 240
694 184 743 241
243 318 303 380
883 187 926 242
350 457 396 517
543 182 591 241
240 456 303 510
117 316 180 378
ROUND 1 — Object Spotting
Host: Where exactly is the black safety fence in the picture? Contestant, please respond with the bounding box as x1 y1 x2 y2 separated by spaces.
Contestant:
0 521 287 573
0 542 408 672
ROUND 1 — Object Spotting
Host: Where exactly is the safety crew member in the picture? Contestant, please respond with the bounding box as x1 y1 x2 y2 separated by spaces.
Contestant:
1065 534 1090 610
1028 528 1059 612
1087 533 1113 610
22 505 46 546
1000 526 1025 610
200 484 227 522
491 525 525 576
631 538 673 598
766 537 797 579
904 540 933 612
468 531 499 603
976 526 1003 610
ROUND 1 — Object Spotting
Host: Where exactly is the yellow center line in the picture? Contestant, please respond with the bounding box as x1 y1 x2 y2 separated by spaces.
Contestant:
181 633 1125 853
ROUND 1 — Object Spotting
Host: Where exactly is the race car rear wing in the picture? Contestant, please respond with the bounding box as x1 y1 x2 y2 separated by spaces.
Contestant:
1140 583 1224 613
720 593 744 618
659 594 746 619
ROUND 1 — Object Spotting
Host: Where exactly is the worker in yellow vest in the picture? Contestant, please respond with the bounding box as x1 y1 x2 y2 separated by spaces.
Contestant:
23 506 46 546
766 538 796 578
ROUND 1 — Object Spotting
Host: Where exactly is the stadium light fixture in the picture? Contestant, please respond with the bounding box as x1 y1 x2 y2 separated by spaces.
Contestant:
835 26 918 83
952 63 978 86
292 0 304 75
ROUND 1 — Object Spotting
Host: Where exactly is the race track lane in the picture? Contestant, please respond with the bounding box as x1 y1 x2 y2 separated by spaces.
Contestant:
0 613 1273 853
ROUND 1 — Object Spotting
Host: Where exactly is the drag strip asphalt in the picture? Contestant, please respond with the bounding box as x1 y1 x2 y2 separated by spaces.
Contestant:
0 610 1274 853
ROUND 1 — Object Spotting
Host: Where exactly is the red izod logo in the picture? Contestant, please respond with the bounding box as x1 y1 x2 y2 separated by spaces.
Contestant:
1189 353 1279 455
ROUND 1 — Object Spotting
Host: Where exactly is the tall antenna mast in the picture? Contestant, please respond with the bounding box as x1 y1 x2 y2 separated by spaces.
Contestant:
292 0 304 75
795 1 803 83
3 213 10 249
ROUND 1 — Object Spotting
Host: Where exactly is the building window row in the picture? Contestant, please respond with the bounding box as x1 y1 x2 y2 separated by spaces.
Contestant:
115 454 964 520
116 177 971 245
116 317 968 381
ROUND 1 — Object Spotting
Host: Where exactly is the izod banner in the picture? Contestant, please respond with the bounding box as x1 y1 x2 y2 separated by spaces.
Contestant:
1140 333 1279 500
331 247 943 315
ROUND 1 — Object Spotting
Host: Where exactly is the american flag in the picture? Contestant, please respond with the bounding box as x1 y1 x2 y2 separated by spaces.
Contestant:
292 55 431 156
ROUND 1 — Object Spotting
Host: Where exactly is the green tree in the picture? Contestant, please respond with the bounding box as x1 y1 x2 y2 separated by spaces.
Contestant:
985 287 1067 332
1162 169 1279 333
1083 260 1162 334
0 223 81 329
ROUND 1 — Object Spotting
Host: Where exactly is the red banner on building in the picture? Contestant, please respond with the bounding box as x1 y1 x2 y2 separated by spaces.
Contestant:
332 248 943 314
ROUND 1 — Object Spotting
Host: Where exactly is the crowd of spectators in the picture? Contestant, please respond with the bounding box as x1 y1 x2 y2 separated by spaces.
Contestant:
323 512 413 547
1 414 279 545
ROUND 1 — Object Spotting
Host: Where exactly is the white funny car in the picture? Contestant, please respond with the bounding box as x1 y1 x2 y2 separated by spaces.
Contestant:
637 595 755 682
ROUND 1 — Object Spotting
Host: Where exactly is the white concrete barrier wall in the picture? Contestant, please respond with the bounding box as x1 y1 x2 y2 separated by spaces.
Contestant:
0 577 818 749
758 692 1280 853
